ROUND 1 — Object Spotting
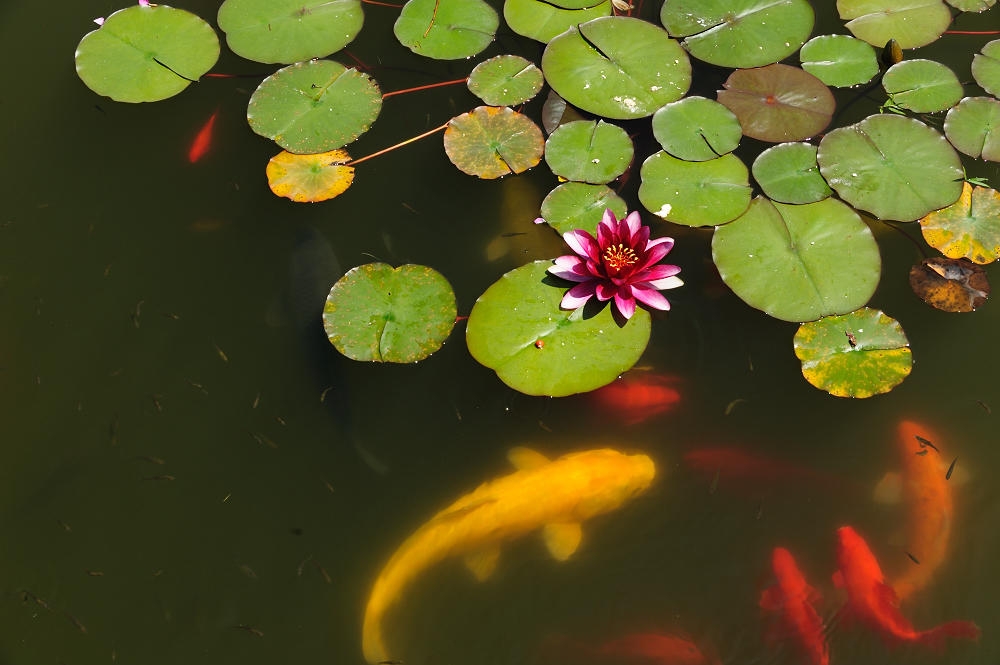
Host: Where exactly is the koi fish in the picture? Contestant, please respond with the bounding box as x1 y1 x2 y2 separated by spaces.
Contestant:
187 109 218 163
832 526 980 648
595 632 719 665
590 373 681 425
760 547 828 665
361 447 656 664
683 447 843 494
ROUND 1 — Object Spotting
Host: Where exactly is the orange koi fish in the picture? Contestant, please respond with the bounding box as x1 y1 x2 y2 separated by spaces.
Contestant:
833 526 980 648
760 547 828 665
590 373 681 425
187 109 218 163
595 632 720 665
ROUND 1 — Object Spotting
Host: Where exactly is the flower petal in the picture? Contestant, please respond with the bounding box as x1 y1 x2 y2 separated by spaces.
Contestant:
638 242 671 269
646 275 685 291
595 281 617 302
623 210 642 237
646 236 674 252
640 263 682 282
614 287 636 319
633 284 671 311
561 282 597 310
563 229 600 261
548 257 593 283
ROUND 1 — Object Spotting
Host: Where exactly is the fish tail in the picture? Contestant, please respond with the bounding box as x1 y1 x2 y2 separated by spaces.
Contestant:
362 593 389 664
918 620 981 650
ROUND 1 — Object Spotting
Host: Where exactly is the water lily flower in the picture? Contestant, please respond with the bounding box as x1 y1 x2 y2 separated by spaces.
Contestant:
548 209 682 320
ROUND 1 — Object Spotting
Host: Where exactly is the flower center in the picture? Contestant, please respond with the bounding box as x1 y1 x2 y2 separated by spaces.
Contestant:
603 243 638 273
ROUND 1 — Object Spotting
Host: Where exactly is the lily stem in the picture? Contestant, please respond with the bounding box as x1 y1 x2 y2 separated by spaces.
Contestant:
345 123 449 167
382 78 468 99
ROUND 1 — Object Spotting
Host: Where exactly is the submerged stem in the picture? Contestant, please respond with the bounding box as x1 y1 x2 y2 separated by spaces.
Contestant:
345 123 449 167
382 78 468 99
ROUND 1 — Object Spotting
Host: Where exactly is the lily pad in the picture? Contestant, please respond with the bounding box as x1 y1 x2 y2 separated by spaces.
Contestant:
266 149 355 202
948 0 995 9
651 96 742 161
660 0 814 69
468 55 544 107
217 0 363 64
711 197 881 322
837 0 951 49
972 40 1000 97
323 263 456 363
638 151 751 227
944 97 1000 162
503 0 611 44
394 0 498 59
909 257 990 312
538 182 628 235
541 16 691 120
752 142 832 204
717 64 835 142
799 34 880 88
793 307 912 398
882 59 963 113
443 106 544 179
247 60 382 154
920 182 1000 264
75 4 220 103
544 120 634 184
817 114 965 221
466 261 651 396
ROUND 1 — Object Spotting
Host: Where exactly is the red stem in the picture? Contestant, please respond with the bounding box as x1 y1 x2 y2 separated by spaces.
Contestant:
361 0 404 6
944 30 1000 34
345 123 449 167
382 77 468 99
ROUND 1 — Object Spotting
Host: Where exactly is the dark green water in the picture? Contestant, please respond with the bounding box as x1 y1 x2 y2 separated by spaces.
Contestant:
2 1 999 664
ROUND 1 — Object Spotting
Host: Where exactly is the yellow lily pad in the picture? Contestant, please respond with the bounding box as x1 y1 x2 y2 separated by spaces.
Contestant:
920 181 1000 264
266 149 355 203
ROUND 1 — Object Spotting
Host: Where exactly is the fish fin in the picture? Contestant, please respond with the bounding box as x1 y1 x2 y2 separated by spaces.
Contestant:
508 447 550 470
464 547 501 581
873 471 902 504
544 523 582 561
918 620 981 650
831 571 844 588
759 586 783 611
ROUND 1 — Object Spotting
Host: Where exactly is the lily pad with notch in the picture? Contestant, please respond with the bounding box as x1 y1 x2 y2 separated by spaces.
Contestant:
503 0 611 44
544 120 633 184
651 96 742 162
468 55 544 106
752 142 832 204
919 182 1000 264
539 182 628 235
882 59 963 113
945 97 1000 162
638 151 751 227
837 0 951 49
265 149 355 203
972 39 1000 97
394 0 498 59
799 34 879 88
444 106 544 179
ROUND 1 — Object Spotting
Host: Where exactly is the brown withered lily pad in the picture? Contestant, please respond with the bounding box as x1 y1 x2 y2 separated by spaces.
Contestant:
909 257 990 312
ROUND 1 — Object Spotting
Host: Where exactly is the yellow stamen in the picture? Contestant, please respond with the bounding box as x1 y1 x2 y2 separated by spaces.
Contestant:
603 243 638 272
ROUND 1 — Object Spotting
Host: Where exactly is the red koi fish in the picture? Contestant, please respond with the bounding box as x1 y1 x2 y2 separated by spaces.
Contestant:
683 447 844 494
187 109 218 163
595 632 720 665
590 373 681 425
833 526 980 648
760 547 828 665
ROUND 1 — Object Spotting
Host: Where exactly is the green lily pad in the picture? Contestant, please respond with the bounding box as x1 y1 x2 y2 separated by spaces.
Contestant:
217 0 363 65
638 151 751 227
712 197 881 322
503 0 611 44
266 148 355 202
394 0 498 59
541 16 691 120
972 40 1000 99
544 120 633 184
75 4 219 103
944 97 1000 162
539 182 628 235
651 96 742 161
920 182 1000 264
837 0 951 49
717 64 835 142
948 0 995 9
794 308 911 398
467 55 544 106
799 34 880 88
466 261 651 396
323 263 457 363
752 142 833 204
660 0 814 69
443 106 544 179
882 59 963 113
247 60 382 154
817 114 965 221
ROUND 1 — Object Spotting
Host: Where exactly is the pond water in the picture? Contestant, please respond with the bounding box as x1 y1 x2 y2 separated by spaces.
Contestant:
2 1 1000 664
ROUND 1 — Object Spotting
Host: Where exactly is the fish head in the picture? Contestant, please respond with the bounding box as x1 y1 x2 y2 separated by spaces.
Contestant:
771 547 799 580
570 449 656 517
896 420 943 459
834 525 882 581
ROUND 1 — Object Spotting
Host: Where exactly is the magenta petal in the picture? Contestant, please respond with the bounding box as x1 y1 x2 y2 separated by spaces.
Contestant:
563 229 600 261
647 275 684 290
633 284 671 311
623 211 642 237
562 282 597 310
638 242 671 269
548 257 593 282
614 288 636 319
641 264 682 281
601 209 619 229
595 281 617 302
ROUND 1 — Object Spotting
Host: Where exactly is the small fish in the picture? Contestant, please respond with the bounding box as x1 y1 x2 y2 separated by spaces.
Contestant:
905 551 921 565
130 299 144 328
188 109 219 163
65 610 88 633
187 380 208 395
761 547 828 665
142 474 175 481
239 564 257 579
151 394 163 413
590 372 682 425
976 399 991 414
312 559 332 584
85 570 104 577
251 432 278 449
214 342 229 363
946 457 958 481
233 624 264 637
914 435 939 452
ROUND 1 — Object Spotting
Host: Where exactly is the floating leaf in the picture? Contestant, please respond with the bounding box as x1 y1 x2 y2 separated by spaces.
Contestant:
217 0 363 65
247 60 382 154
752 142 832 204
948 0 996 9
837 0 951 49
712 197 881 322
717 64 835 143
919 182 1000 264
466 261 651 396
651 96 742 161
882 59 962 113
75 4 219 103
323 263 456 363
660 0 814 69
944 96 1000 162
539 182 628 235
503 0 611 44
544 120 633 184
817 114 964 221
266 149 354 202
638 151 751 227
910 257 990 312
444 106 544 179
394 0 498 59
794 307 912 398
799 34 879 88
972 39 1000 97
541 16 691 120
468 55 544 106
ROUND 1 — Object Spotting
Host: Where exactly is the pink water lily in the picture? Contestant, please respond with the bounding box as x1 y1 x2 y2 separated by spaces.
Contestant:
548 209 682 320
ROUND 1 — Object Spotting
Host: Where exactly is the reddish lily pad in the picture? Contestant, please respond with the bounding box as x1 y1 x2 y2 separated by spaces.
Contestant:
837 0 951 49
944 97 1000 162
717 64 835 142
266 149 355 202
919 182 1000 264
909 257 990 312
444 106 544 179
